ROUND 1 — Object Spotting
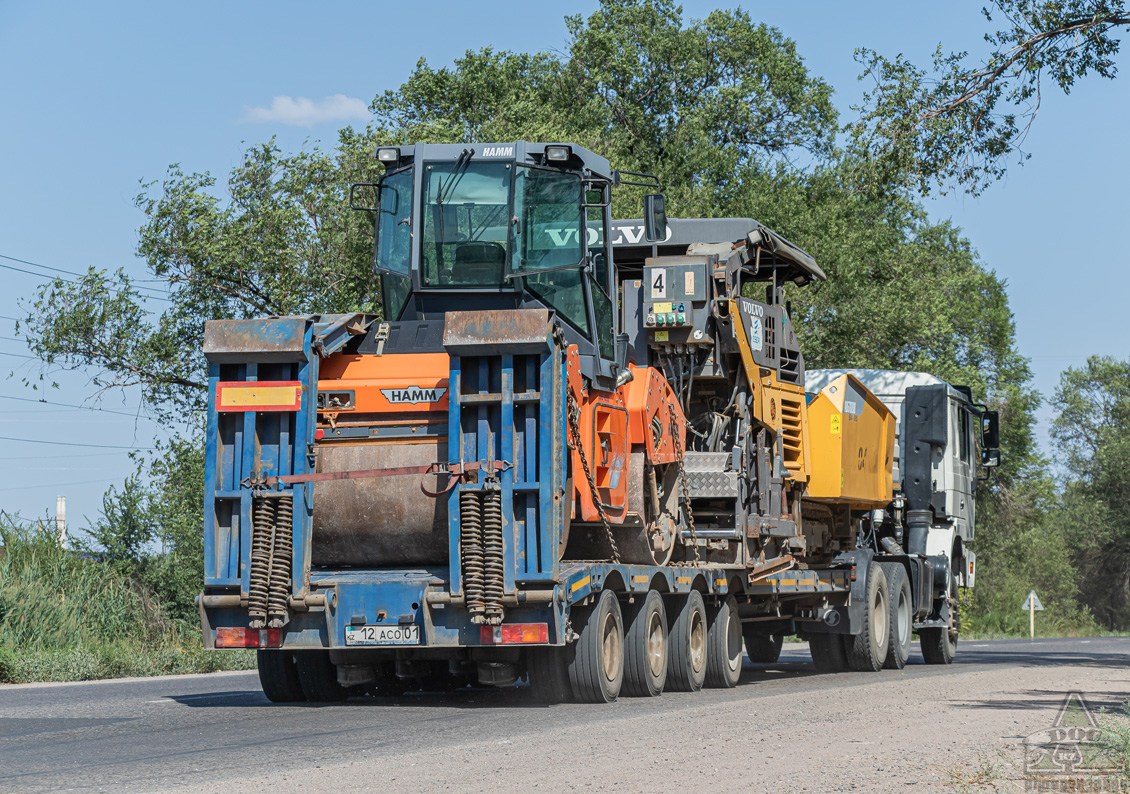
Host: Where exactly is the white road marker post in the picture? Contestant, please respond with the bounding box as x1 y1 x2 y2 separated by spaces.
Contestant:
1021 590 1043 640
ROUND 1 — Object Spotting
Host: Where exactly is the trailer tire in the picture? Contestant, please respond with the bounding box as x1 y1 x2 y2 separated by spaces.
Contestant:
528 647 573 704
666 590 707 692
622 590 668 697
808 633 848 672
705 595 742 688
295 650 349 702
743 631 784 664
257 650 305 702
567 589 624 703
845 561 890 672
880 562 912 670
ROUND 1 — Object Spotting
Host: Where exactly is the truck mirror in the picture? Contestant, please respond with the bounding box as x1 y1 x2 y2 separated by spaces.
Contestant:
981 448 1001 468
981 410 1000 449
643 194 667 243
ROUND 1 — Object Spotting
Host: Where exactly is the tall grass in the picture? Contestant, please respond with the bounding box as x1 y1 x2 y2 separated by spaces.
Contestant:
0 521 251 683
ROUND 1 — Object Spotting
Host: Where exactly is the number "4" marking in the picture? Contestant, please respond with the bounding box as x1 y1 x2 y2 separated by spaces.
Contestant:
651 268 667 299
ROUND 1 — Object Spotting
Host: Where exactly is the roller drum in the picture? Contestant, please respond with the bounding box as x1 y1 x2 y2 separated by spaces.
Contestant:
310 441 449 567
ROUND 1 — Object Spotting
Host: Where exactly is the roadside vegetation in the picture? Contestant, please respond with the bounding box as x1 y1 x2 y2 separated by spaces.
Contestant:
4 0 1128 681
0 448 253 683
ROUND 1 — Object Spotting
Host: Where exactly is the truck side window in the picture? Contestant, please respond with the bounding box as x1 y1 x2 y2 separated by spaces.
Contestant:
959 406 971 464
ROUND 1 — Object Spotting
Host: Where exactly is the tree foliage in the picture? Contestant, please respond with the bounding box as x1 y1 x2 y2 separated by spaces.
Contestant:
852 0 1128 195
1052 356 1130 628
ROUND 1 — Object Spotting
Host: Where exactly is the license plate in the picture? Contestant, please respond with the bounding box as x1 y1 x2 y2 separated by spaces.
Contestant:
345 624 420 646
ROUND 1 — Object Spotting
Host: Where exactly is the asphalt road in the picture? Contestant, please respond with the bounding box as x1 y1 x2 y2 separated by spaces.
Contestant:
3 637 1128 793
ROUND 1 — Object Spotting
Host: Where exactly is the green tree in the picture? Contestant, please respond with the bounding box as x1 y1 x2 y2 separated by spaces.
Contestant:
1052 355 1130 629
852 0 1128 195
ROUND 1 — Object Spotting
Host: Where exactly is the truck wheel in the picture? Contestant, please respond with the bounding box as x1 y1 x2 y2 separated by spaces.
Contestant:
808 633 848 672
743 631 784 664
880 562 912 670
845 561 890 672
295 650 349 702
666 590 707 692
567 589 624 702
527 646 573 704
705 595 742 688
257 650 305 702
622 590 668 697
921 581 959 665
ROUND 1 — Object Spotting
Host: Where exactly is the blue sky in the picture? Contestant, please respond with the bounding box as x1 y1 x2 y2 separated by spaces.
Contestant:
0 1 1126 529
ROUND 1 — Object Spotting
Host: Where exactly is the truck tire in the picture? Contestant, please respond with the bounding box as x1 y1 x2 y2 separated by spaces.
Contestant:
921 579 959 665
705 595 742 688
622 590 668 697
257 650 305 702
295 650 349 702
845 561 890 672
567 589 624 702
743 631 784 664
665 590 707 692
880 562 912 670
808 633 848 672
527 646 573 704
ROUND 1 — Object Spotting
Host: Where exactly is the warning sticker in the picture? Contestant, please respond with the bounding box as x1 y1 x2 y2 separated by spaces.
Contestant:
654 330 669 342
830 415 841 435
684 271 695 294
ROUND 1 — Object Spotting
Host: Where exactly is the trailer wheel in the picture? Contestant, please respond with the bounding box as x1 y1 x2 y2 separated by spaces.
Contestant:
845 561 890 672
256 650 305 702
666 590 707 692
622 590 668 697
295 650 349 702
528 647 573 704
705 595 742 688
880 562 912 670
807 633 848 672
743 630 784 664
568 589 624 702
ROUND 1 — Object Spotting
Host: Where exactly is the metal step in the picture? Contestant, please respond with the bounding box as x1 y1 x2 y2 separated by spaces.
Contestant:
682 452 738 499
682 452 731 472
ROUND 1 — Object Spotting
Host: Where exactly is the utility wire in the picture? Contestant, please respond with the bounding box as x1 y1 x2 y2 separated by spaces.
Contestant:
0 434 153 450
0 393 154 420
0 476 123 493
0 252 83 277
0 253 172 301
0 351 36 360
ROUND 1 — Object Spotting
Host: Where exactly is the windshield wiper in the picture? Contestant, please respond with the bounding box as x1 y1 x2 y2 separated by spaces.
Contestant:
505 253 591 280
433 149 474 269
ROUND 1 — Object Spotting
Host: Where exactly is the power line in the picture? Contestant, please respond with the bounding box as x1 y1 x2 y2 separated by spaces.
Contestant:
0 450 139 461
0 434 152 450
0 351 36 360
0 393 154 420
0 254 172 302
0 252 83 277
0 476 123 493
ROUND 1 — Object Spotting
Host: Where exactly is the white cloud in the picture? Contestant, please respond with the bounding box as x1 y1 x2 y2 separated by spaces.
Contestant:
241 94 370 127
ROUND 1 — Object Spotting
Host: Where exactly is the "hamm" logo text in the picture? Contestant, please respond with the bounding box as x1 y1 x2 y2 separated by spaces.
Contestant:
381 386 447 405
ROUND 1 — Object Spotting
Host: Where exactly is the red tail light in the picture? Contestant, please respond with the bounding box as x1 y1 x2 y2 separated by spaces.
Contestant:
480 623 549 645
215 627 283 648
216 627 257 648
